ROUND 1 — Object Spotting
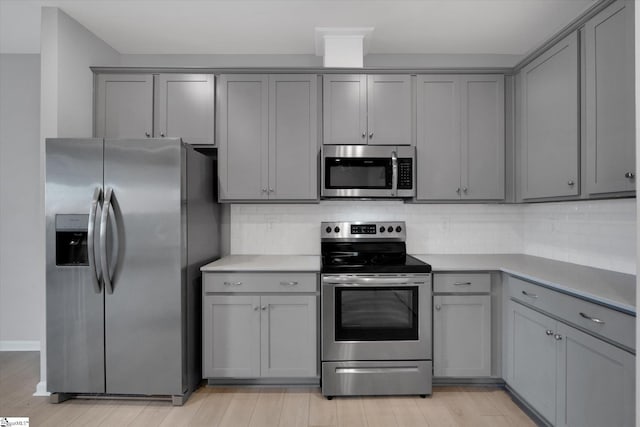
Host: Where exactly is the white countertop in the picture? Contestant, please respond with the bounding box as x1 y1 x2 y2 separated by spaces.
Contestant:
200 255 320 272
201 253 636 314
415 254 636 314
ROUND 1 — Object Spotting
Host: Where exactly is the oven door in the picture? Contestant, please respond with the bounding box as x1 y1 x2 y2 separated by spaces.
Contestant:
321 274 432 361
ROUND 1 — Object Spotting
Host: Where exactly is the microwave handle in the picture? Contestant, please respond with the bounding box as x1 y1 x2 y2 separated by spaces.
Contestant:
391 150 398 196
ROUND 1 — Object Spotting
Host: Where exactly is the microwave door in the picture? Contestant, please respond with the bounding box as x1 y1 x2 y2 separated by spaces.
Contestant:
323 157 393 197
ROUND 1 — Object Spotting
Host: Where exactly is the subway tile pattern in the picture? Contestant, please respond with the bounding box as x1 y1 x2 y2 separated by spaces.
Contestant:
230 199 636 274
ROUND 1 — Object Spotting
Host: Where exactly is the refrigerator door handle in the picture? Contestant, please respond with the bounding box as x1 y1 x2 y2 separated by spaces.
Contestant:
87 187 103 293
100 187 114 294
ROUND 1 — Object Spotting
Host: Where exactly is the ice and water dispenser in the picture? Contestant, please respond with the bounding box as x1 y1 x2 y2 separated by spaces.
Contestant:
55 214 89 266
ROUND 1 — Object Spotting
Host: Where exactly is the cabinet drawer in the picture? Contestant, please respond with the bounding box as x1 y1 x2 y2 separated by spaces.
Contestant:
204 273 317 293
434 273 491 293
507 276 635 350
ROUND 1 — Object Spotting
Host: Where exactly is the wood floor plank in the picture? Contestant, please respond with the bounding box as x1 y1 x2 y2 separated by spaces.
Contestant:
485 389 538 427
128 400 173 427
278 388 310 427
460 387 502 416
157 390 208 427
38 399 97 427
390 397 427 427
217 388 260 427
362 397 398 427
96 400 149 426
414 395 459 427
336 398 366 427
249 388 285 427
308 389 337 426
189 387 233 427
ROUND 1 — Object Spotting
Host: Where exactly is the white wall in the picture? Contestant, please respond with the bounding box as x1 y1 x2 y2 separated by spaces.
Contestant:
0 54 42 349
35 7 121 394
230 199 636 275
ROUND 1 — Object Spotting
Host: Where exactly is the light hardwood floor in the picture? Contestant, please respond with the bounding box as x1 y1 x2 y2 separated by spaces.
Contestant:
0 352 537 426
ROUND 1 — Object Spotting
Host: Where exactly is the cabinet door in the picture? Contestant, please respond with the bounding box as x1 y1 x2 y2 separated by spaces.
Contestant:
507 302 557 424
95 74 153 139
260 295 317 378
556 323 635 427
203 295 261 378
156 74 214 145
585 0 636 195
367 75 412 145
434 295 491 377
268 75 318 200
323 75 367 145
416 75 462 200
218 74 269 200
461 75 504 200
519 32 579 199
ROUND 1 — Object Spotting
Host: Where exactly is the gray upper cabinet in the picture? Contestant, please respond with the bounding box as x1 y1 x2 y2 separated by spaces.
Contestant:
95 73 214 144
416 74 504 201
156 74 214 145
218 74 269 200
95 74 154 139
518 32 579 200
323 74 412 145
585 0 635 195
218 74 318 202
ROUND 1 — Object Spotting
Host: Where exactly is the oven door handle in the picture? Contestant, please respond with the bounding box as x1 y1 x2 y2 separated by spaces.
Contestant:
322 276 423 285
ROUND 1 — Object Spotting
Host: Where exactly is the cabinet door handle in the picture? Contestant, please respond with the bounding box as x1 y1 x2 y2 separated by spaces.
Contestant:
456 187 461 194
160 132 166 137
567 180 575 186
261 188 268 193
453 281 472 286
145 132 151 137
435 304 441 311
369 132 374 139
545 329 554 336
462 187 468 193
280 281 299 287
579 312 605 324
521 290 538 299
254 306 260 311
625 172 634 179
269 188 274 193
224 281 242 287
261 305 268 311
362 132 366 138
554 334 563 341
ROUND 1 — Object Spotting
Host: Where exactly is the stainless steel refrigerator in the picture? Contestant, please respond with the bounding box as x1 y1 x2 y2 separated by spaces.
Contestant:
45 138 220 405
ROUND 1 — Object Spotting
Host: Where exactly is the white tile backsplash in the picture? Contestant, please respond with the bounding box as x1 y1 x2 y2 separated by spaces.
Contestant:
230 199 636 274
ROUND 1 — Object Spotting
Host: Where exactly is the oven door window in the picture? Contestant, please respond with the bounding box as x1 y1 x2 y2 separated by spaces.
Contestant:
335 286 418 341
325 157 392 189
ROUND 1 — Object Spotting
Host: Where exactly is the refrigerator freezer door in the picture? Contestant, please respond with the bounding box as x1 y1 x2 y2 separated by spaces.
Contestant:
46 138 105 394
103 138 185 395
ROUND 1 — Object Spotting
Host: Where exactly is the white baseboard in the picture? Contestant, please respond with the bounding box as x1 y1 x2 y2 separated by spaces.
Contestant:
34 381 50 396
0 340 40 351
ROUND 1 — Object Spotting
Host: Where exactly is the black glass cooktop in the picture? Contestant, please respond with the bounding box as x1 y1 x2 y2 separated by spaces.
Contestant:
321 253 432 274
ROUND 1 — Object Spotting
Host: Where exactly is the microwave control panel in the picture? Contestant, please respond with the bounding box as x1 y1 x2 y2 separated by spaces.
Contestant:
398 159 413 189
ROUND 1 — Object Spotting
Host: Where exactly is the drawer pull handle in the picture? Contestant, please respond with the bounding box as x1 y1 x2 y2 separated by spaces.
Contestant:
521 290 538 298
280 281 299 287
579 312 605 324
224 281 243 286
545 329 554 336
453 281 472 286
554 334 563 341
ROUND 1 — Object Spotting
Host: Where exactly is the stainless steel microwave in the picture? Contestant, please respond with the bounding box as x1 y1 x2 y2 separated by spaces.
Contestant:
321 145 416 198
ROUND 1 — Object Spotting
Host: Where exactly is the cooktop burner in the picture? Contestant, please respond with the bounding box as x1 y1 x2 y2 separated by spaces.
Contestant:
320 221 431 274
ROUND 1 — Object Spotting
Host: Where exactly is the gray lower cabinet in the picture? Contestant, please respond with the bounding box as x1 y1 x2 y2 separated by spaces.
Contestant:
218 74 318 201
323 74 412 145
202 273 318 380
434 295 491 377
504 276 635 426
416 75 504 200
518 32 579 200
585 0 635 195
95 73 215 144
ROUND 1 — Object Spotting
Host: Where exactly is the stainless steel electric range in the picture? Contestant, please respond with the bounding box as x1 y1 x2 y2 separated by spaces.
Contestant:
320 221 432 399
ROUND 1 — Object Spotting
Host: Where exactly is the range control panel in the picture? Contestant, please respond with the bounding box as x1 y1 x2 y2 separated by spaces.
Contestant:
321 221 406 241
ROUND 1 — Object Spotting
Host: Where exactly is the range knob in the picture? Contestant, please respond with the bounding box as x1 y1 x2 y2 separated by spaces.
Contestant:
334 226 340 233
325 226 332 233
379 226 385 233
396 226 402 232
387 226 393 233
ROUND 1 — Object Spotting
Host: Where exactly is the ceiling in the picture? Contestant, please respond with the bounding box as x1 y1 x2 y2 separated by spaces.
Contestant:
0 0 598 58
